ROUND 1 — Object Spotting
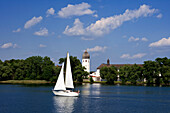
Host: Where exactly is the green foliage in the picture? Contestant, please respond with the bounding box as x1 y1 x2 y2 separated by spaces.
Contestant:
0 55 87 83
0 56 59 82
143 61 159 84
119 65 131 84
119 64 143 84
155 57 170 85
100 66 117 84
129 64 143 84
89 76 94 83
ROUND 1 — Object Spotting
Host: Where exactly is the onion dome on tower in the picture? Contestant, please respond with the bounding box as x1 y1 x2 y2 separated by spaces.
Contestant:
82 50 90 59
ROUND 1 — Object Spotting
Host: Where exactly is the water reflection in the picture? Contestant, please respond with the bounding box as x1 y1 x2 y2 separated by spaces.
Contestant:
53 96 77 113
91 83 101 95
81 83 101 96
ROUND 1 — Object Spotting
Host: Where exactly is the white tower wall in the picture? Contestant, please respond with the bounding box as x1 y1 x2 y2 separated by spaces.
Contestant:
82 58 90 73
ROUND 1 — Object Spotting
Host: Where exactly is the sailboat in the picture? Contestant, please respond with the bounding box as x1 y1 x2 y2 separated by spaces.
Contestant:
52 52 80 97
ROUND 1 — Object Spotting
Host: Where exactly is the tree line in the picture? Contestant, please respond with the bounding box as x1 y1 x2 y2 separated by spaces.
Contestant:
0 56 88 82
100 57 170 85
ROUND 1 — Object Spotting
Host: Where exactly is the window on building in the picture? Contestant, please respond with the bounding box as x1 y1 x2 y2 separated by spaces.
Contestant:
85 60 87 62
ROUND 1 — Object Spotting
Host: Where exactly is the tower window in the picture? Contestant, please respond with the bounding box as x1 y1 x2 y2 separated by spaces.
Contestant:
85 60 87 62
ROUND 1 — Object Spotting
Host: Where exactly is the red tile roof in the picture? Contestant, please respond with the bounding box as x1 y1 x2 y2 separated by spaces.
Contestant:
97 63 143 69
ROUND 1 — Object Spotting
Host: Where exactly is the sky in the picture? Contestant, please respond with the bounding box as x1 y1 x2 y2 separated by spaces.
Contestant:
0 0 170 71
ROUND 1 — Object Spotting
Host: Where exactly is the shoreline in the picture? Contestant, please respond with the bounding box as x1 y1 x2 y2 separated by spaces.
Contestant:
0 80 169 86
0 80 50 84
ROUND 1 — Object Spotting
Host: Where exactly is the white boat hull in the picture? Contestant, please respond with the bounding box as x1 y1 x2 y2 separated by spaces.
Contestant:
52 90 80 97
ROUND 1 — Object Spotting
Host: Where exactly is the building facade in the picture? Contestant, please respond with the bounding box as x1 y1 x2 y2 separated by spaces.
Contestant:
82 50 143 82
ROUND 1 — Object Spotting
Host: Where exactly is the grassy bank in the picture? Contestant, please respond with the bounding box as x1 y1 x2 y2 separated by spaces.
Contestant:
0 80 169 86
81 80 170 86
0 80 50 84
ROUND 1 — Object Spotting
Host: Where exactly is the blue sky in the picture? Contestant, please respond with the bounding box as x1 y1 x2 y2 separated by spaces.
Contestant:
0 0 170 71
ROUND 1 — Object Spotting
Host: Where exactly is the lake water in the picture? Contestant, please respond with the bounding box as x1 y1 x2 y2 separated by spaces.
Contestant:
0 83 169 113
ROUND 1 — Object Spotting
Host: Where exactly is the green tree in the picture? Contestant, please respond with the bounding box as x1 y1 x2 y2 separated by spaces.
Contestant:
0 56 61 82
0 60 3 80
143 61 159 85
25 56 43 80
128 64 143 84
156 57 170 85
100 66 117 84
73 64 89 82
89 76 94 83
42 56 54 80
15 68 25 80
1 66 13 80
50 66 61 82
119 65 131 84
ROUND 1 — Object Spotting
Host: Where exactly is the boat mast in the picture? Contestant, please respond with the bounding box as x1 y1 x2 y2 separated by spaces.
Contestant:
65 52 74 89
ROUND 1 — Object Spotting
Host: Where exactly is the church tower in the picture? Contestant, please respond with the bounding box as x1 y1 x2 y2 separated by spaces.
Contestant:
82 50 90 73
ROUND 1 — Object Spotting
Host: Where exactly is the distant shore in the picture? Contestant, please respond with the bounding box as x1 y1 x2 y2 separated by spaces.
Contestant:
0 80 169 86
0 80 50 84
0 80 125 85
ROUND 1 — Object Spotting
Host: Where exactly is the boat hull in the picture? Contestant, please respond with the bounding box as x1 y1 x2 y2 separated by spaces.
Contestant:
52 90 80 97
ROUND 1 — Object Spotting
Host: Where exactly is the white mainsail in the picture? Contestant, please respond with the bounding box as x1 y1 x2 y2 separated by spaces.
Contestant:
65 52 74 89
54 63 66 91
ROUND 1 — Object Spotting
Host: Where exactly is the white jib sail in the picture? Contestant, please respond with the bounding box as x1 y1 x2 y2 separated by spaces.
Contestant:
65 52 74 89
54 63 66 91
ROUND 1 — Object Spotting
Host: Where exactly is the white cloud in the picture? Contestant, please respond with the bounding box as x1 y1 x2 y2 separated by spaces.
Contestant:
93 14 98 18
131 53 146 59
122 35 127 38
1 43 13 48
128 36 139 42
86 4 157 36
64 4 157 36
1 43 18 49
13 44 18 48
120 53 146 59
128 36 148 42
141 37 148 41
63 18 85 36
39 44 47 48
13 28 21 33
120 54 130 59
81 37 94 41
149 37 170 47
87 46 107 52
58 2 95 18
34 28 48 36
46 8 55 17
157 13 162 18
24 16 43 29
